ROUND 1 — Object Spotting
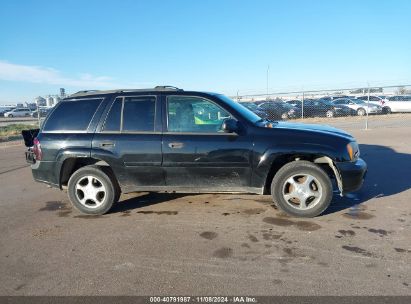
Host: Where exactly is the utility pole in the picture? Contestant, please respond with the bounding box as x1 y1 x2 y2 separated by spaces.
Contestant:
36 99 41 128
266 65 269 98
302 91 305 119
366 83 370 130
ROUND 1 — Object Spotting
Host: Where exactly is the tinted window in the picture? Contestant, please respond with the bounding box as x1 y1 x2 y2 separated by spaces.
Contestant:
167 96 232 133
43 99 102 131
103 98 122 131
122 96 155 132
399 96 411 101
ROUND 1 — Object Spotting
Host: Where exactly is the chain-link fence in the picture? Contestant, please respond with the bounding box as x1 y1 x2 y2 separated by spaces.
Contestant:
232 85 411 130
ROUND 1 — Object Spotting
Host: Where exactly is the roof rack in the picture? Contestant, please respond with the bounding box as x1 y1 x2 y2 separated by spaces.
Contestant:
70 86 183 97
154 85 182 91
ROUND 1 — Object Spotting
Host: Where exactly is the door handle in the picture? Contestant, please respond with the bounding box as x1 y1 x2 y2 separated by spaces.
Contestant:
168 142 184 149
100 142 115 147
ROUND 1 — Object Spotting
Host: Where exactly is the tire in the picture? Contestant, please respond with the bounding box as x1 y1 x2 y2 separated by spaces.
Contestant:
325 110 334 118
357 108 366 116
67 165 120 215
271 161 332 218
383 107 391 114
281 113 289 120
8 114 13 118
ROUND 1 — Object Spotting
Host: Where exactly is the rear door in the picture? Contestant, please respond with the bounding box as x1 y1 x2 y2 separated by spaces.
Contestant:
92 95 164 192
161 94 253 190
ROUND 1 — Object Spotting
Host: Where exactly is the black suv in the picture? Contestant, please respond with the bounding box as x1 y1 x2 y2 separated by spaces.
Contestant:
24 86 366 217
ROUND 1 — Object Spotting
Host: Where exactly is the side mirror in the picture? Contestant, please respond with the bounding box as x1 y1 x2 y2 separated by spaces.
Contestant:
221 118 238 133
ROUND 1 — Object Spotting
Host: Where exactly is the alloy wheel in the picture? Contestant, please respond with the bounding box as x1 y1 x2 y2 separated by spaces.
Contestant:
282 174 323 210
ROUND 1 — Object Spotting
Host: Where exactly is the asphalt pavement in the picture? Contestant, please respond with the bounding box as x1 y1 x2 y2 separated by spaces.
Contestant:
0 125 410 296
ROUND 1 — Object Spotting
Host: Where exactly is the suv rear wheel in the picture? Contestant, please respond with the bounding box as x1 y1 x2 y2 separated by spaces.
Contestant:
271 161 332 217
67 165 119 214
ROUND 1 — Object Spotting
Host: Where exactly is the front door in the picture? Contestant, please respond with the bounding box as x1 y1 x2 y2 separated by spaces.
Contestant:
162 95 253 190
92 95 164 192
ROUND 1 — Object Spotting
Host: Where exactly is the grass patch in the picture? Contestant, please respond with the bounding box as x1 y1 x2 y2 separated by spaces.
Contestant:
0 124 38 137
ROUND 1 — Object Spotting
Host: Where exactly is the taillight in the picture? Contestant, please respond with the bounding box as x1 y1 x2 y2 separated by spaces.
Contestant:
32 137 42 160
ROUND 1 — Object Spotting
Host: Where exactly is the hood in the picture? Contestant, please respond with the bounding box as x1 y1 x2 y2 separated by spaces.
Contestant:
273 121 353 139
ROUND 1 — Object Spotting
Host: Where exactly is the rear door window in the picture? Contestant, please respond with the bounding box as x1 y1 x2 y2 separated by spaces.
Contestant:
122 96 156 132
43 98 102 131
102 98 122 131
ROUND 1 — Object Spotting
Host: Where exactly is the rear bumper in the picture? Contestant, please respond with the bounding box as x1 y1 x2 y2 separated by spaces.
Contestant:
368 109 383 114
336 158 367 193
27 154 60 188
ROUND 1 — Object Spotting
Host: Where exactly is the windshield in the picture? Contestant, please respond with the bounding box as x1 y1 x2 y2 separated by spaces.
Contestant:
241 102 258 110
319 99 334 106
351 99 366 105
216 94 261 123
281 102 294 109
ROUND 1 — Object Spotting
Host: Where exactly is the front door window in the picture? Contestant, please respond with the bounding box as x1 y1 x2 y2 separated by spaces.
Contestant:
167 96 232 133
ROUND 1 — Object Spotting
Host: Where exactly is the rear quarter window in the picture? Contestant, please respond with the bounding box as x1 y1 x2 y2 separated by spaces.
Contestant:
43 98 102 132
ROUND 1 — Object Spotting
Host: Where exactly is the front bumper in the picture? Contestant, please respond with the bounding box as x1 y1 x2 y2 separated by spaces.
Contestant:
335 158 367 193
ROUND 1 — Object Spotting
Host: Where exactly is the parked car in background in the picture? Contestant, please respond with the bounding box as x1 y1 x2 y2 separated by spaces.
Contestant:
310 99 354 117
239 102 269 119
31 108 52 118
3 108 32 117
285 99 303 107
333 98 382 116
258 101 301 120
356 96 387 106
287 99 353 118
330 95 351 100
384 95 411 113
0 107 15 117
285 99 317 107
239 101 259 112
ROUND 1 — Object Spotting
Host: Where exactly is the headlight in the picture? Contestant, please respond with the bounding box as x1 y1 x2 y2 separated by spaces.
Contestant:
347 142 359 161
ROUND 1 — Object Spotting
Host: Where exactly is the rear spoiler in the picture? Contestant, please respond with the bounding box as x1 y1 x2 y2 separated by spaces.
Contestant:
21 129 40 147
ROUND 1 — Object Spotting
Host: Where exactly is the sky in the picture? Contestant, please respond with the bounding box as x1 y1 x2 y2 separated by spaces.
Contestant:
0 0 410 104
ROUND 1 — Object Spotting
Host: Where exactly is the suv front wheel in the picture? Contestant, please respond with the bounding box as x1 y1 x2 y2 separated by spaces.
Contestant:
68 165 119 214
271 161 332 217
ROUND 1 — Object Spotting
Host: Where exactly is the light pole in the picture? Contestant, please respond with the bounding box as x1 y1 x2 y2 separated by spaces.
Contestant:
266 65 269 98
